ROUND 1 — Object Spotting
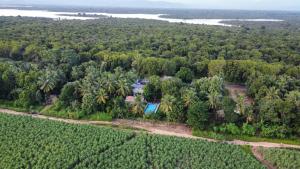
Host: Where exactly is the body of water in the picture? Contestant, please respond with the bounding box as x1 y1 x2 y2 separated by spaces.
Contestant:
0 9 283 26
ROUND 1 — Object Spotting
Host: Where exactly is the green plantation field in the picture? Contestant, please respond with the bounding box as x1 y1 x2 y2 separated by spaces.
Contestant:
259 148 300 169
0 113 264 169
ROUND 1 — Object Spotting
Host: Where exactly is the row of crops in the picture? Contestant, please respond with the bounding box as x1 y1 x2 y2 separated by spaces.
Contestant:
0 113 265 169
259 148 300 169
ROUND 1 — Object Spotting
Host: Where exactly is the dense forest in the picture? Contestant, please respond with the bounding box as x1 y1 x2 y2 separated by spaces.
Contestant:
0 15 299 139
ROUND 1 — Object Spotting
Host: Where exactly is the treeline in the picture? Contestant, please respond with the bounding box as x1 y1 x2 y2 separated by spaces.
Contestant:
0 16 299 139
0 17 299 65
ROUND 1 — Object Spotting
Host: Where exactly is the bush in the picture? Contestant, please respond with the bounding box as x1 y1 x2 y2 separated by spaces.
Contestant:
216 123 241 135
176 67 194 83
225 123 241 135
59 81 80 106
223 96 239 123
144 111 165 121
169 103 186 123
187 101 209 129
242 123 256 136
260 125 291 138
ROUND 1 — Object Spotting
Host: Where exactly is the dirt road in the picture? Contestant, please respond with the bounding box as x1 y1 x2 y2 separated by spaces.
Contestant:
1 108 300 149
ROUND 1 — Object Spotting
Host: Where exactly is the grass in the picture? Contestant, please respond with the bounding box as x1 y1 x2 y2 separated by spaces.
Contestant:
0 100 43 112
193 129 300 146
83 112 113 122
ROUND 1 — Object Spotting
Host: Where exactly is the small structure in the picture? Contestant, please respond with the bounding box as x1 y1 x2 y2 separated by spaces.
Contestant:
144 103 160 115
126 79 148 103
125 96 135 103
131 79 148 96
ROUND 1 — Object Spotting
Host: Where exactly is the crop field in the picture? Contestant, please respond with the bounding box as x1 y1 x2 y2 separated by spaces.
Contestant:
259 148 300 169
0 113 264 169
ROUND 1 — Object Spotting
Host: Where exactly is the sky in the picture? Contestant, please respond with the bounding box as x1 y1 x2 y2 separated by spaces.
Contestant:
151 0 300 10
1 0 300 11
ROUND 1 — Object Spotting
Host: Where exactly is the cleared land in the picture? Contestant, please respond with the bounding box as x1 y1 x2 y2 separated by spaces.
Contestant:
0 113 265 169
225 84 254 105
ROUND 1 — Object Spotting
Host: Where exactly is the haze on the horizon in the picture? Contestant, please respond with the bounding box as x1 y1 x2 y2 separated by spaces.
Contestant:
1 0 299 11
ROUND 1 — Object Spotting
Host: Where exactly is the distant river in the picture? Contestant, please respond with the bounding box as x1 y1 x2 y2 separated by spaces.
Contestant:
0 9 283 26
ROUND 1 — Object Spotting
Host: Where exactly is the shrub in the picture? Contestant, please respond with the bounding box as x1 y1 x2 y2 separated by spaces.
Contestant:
187 101 209 129
176 67 194 83
225 123 241 135
223 96 239 123
216 123 241 135
242 123 256 136
260 125 291 138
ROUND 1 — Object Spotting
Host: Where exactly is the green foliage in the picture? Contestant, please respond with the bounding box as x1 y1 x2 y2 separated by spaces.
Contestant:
0 113 133 169
242 123 256 136
187 101 209 129
217 123 241 135
0 113 265 169
0 16 299 139
86 112 113 121
160 94 177 120
144 76 162 102
161 77 183 97
259 148 300 169
175 67 194 83
260 125 291 138
222 96 239 123
59 81 81 106
208 60 226 77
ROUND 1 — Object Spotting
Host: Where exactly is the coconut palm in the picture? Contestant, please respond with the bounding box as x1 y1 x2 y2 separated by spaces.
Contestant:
100 62 107 73
182 88 198 108
160 94 177 114
96 89 109 105
117 79 130 97
236 95 246 115
132 95 145 116
265 87 280 100
105 78 116 95
38 71 58 94
208 92 221 111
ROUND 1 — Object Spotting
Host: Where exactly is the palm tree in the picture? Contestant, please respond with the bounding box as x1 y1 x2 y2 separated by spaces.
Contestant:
236 95 246 115
105 77 116 95
160 94 177 115
96 89 109 105
265 87 280 100
208 92 221 111
39 77 56 94
182 89 198 108
117 79 130 97
100 62 107 73
38 71 58 95
132 95 145 116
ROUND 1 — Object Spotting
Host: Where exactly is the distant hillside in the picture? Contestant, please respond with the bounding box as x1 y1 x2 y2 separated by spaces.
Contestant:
0 0 183 8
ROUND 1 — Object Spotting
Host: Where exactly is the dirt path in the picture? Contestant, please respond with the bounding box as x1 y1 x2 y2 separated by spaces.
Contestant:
1 108 300 149
252 147 277 169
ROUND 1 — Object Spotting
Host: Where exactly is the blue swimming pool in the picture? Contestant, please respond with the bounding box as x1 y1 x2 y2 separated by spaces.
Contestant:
144 103 160 114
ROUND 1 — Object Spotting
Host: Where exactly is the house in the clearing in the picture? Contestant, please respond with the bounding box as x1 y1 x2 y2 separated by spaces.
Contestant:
125 79 148 104
132 79 148 95
126 79 161 115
